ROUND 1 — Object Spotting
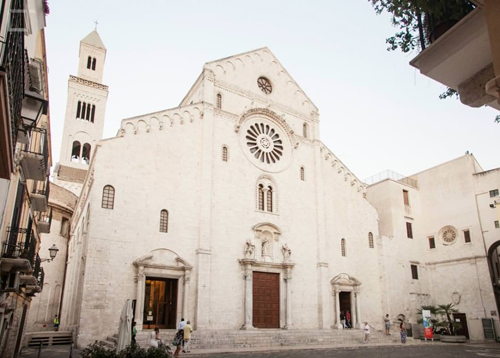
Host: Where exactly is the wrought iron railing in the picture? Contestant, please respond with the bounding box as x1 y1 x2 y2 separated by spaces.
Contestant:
32 253 41 279
3 227 36 268
37 207 52 230
32 175 50 200
22 126 48 168
38 267 44 289
0 0 26 153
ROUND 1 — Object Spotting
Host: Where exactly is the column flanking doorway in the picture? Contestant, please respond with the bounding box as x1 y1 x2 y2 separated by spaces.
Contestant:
143 277 178 330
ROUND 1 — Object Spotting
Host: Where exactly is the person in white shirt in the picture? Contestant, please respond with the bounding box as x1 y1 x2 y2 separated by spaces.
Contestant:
178 318 186 330
363 322 371 343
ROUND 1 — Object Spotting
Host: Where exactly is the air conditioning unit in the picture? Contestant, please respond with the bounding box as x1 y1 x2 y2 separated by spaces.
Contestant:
3 272 20 292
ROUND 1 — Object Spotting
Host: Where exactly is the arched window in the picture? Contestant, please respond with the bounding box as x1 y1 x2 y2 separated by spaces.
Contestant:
303 123 308 138
92 58 96 71
81 102 86 119
300 167 305 181
216 93 222 109
82 143 91 165
341 238 346 257
258 184 264 211
222 146 228 162
76 101 82 119
266 186 273 212
87 56 91 69
368 232 374 248
91 105 96 123
86 103 91 121
159 210 169 233
71 141 81 162
102 185 115 209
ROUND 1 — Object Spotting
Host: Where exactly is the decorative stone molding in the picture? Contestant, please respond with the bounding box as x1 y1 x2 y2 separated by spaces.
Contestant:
438 225 459 246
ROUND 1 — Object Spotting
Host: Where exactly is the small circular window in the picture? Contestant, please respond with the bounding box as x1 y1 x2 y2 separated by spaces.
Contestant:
439 225 458 245
246 123 283 164
257 77 272 94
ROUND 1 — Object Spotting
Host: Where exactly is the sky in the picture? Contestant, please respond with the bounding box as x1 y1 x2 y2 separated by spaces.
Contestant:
44 0 500 181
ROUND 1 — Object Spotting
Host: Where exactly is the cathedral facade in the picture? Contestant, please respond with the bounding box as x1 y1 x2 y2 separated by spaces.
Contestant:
27 33 500 348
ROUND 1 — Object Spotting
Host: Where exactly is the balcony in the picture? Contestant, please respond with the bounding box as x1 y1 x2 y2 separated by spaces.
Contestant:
22 255 43 296
20 127 49 181
0 227 36 273
31 176 50 212
37 207 52 234
410 4 500 111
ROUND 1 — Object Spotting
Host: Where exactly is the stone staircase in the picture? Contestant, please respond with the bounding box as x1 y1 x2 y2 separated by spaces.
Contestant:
26 331 73 347
135 328 406 350
100 333 118 349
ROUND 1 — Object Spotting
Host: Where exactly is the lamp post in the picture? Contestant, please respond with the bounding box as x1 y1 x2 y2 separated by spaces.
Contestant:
41 244 59 262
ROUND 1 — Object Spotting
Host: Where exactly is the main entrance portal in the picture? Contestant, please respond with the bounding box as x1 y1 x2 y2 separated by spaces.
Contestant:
253 272 280 328
143 278 178 329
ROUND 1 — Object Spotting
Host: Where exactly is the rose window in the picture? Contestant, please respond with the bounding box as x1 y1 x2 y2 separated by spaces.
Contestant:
257 77 272 94
442 229 456 243
246 123 283 164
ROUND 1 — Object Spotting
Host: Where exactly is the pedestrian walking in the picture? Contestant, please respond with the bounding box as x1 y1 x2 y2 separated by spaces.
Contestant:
132 321 137 345
400 321 407 344
53 314 60 331
363 322 371 343
384 314 391 335
150 327 160 347
182 320 193 353
173 318 185 357
346 310 351 328
340 311 346 329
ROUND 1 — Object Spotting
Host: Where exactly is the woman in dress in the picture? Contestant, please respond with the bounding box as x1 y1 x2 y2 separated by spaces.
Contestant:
150 327 160 347
400 321 407 344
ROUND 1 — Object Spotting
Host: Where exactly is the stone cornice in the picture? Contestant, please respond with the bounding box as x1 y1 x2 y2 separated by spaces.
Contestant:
69 75 108 91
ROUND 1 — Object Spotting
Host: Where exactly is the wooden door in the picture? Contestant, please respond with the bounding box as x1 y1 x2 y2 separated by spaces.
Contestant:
143 278 177 329
253 272 280 328
453 313 470 339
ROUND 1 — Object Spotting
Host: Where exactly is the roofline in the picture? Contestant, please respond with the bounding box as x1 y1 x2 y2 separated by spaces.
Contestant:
408 154 482 178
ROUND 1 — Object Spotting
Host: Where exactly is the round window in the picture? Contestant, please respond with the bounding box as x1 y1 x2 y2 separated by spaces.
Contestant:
257 77 272 94
239 116 292 173
439 225 458 246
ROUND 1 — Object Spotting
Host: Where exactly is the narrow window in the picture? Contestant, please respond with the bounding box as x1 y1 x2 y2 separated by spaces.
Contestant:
495 221 499 229
403 190 409 206
368 232 374 248
303 123 308 138
411 265 419 280
60 217 70 238
490 189 499 198
222 146 228 162
258 184 264 211
266 186 273 212
463 230 471 243
341 238 346 257
86 103 91 121
406 222 413 239
82 143 91 165
81 102 86 119
216 93 222 109
71 141 81 162
91 105 96 123
76 101 81 119
429 237 436 249
159 210 168 233
92 57 96 71
102 185 115 209
300 167 305 181
87 56 91 69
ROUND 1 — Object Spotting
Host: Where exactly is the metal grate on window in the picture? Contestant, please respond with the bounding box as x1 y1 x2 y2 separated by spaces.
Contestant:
160 210 168 233
266 186 273 212
341 239 346 257
368 232 374 248
101 185 115 209
300 167 305 181
258 185 264 211
222 146 228 162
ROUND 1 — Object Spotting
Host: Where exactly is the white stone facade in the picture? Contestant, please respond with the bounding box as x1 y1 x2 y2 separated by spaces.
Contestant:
54 46 500 348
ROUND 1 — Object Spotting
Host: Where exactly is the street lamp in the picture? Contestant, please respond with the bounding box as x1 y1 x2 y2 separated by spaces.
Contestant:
41 244 59 262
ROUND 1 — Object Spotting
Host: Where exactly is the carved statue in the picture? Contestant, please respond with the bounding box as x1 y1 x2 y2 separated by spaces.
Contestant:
281 243 292 262
262 238 270 256
244 239 255 259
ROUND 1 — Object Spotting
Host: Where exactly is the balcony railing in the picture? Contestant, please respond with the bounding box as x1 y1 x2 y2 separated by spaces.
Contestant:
0 0 26 154
37 207 52 234
25 255 43 296
364 170 418 189
31 176 50 212
20 127 48 181
1 227 36 272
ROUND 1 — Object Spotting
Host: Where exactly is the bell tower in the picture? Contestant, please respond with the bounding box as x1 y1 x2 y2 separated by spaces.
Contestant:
54 30 109 195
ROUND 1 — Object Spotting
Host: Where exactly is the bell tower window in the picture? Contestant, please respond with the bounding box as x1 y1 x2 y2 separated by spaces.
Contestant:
92 57 96 71
87 56 91 69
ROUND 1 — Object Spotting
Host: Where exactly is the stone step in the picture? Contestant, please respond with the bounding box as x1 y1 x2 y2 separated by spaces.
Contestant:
26 332 73 347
